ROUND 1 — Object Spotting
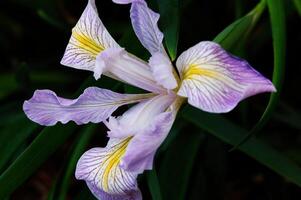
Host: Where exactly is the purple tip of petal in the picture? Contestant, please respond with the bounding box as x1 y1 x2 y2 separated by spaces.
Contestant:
23 87 137 126
86 181 142 200
177 41 277 113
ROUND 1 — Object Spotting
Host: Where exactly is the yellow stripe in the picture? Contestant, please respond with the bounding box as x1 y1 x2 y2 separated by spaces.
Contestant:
72 31 104 56
183 64 218 80
102 137 132 192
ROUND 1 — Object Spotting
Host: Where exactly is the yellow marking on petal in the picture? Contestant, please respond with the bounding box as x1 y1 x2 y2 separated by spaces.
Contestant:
183 64 219 80
102 137 132 193
72 31 104 57
179 64 243 93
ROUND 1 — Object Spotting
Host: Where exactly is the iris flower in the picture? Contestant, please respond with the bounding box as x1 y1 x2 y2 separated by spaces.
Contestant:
23 0 276 199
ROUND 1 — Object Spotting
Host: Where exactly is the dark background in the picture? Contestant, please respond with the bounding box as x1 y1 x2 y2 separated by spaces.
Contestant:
0 0 301 199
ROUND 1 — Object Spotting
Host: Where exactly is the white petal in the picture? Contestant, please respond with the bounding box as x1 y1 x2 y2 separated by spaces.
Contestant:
105 94 176 137
76 138 138 195
149 52 178 90
61 0 119 72
96 47 166 93
176 41 276 113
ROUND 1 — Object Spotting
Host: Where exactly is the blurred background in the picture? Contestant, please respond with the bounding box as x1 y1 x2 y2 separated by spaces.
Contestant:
0 0 301 199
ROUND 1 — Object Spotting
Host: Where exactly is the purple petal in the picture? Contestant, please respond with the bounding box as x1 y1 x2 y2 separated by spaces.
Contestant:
86 181 142 200
61 0 119 73
176 41 276 113
114 0 164 55
23 87 150 126
105 94 176 139
76 140 140 197
149 52 178 90
120 112 175 173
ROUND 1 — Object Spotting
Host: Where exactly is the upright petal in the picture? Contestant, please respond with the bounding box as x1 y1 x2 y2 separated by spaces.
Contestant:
23 87 153 126
149 52 178 90
113 0 165 55
96 47 166 93
61 0 119 72
176 41 276 113
76 138 141 199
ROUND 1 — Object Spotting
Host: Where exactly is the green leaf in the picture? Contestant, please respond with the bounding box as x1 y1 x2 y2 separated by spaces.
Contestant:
231 0 286 149
55 125 97 200
293 0 301 16
0 26 129 196
273 102 301 131
37 9 66 30
234 0 244 18
213 0 266 51
158 130 204 200
182 106 301 187
145 169 162 200
146 119 186 200
0 124 77 199
47 177 58 200
74 187 96 200
158 118 185 153
0 102 24 126
0 74 19 99
156 0 181 60
0 116 38 172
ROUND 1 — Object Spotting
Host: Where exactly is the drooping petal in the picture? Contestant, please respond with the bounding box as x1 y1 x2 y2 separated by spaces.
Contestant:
149 52 178 90
120 111 175 173
105 94 176 138
96 47 166 93
23 87 152 126
86 182 142 200
113 0 165 55
61 0 119 72
176 41 276 113
75 138 140 198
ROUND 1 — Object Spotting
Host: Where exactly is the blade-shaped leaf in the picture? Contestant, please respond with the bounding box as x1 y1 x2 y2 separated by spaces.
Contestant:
273 102 301 131
182 106 301 187
55 125 97 200
213 0 266 51
158 130 204 200
0 124 77 199
0 74 19 99
0 116 38 172
146 120 186 200
232 0 286 149
293 0 301 16
145 169 162 200
156 0 181 60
